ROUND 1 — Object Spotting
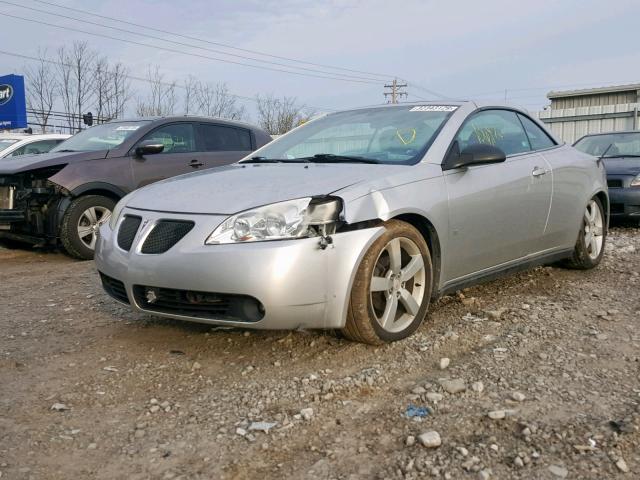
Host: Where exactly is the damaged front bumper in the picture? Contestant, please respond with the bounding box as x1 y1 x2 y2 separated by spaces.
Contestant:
95 207 384 330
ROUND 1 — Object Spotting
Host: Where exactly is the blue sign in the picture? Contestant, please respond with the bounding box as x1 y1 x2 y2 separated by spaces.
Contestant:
0 74 27 130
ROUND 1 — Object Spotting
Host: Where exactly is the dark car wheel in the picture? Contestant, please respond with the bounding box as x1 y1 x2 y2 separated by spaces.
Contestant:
341 220 433 345
563 196 606 270
60 195 115 260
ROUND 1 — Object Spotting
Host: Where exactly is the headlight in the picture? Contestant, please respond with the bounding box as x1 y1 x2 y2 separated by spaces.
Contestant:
631 174 640 187
205 197 342 244
108 192 134 230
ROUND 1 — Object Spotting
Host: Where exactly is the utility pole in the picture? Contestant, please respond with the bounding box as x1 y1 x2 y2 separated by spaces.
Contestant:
384 78 408 104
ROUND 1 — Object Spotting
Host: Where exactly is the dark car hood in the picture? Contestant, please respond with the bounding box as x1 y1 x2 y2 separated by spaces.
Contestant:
0 150 108 175
603 157 640 175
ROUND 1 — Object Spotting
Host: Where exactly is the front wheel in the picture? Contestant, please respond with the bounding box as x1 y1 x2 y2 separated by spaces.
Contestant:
60 195 115 260
341 220 433 345
563 196 606 269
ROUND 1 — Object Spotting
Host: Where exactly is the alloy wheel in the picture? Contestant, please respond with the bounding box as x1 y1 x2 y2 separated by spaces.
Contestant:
584 199 604 260
77 206 111 250
369 237 426 333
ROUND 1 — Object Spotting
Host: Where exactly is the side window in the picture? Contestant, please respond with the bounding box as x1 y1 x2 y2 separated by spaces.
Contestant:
10 139 61 156
456 110 531 156
518 114 556 150
198 124 252 152
139 123 195 154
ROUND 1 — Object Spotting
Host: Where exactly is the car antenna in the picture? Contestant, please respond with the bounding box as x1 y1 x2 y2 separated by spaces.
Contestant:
596 143 613 167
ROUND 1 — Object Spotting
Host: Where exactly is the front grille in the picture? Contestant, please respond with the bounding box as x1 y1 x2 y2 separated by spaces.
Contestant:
0 186 15 209
607 179 623 188
99 272 130 304
141 220 194 254
132 285 264 322
117 215 142 251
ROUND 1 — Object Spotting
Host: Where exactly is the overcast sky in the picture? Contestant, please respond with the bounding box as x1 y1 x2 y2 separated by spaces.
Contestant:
1 0 639 119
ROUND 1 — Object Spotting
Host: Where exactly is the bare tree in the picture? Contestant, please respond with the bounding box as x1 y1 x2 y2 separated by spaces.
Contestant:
93 56 112 123
195 82 245 120
135 65 177 117
104 62 131 120
183 75 198 115
24 49 56 133
56 41 96 132
255 94 313 135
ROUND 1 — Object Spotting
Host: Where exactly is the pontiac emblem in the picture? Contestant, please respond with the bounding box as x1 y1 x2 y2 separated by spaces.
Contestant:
145 288 158 304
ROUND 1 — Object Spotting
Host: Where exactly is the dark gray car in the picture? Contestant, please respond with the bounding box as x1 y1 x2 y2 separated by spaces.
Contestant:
0 116 271 259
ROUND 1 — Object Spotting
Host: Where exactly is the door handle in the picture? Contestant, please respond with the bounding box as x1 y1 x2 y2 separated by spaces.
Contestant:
189 160 204 168
532 166 547 177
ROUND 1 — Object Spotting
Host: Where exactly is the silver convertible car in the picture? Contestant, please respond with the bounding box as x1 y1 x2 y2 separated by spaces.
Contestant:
95 102 608 344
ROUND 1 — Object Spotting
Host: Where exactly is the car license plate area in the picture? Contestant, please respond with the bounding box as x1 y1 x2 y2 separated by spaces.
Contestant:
0 186 15 209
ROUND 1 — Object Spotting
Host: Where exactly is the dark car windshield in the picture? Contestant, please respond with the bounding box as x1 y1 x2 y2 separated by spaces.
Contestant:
0 138 19 152
574 132 640 157
247 105 457 165
50 121 151 153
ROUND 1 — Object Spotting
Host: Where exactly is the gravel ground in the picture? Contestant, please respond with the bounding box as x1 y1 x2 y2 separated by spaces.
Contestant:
0 227 639 480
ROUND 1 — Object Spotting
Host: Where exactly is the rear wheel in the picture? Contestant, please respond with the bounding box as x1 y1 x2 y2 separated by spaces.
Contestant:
342 220 433 345
563 196 606 269
60 195 115 260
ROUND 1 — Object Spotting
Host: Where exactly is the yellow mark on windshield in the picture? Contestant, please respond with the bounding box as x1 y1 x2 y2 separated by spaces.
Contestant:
396 128 417 145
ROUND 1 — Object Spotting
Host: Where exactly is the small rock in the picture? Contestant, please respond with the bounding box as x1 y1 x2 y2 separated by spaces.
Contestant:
418 431 441 448
192 362 202 371
511 392 525 402
616 458 629 473
548 465 568 478
411 386 427 395
457 447 469 456
87 443 97 450
538 353 548 360
488 410 506 420
486 308 507 320
300 408 314 421
248 421 277 433
513 456 524 468
471 381 484 394
439 378 466 394
479 469 492 480
405 435 415 447
51 403 69 411
439 358 450 369
236 427 247 436
149 405 160 413
426 393 443 403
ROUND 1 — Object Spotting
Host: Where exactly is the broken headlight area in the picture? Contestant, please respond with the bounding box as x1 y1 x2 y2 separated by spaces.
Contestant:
205 196 343 244
0 166 68 233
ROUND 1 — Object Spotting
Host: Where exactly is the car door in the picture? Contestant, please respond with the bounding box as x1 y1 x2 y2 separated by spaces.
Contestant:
195 123 254 168
442 109 553 282
131 122 200 188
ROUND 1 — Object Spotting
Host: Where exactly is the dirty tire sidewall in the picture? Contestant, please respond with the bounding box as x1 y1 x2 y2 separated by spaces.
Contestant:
564 196 607 270
342 220 433 345
60 195 116 261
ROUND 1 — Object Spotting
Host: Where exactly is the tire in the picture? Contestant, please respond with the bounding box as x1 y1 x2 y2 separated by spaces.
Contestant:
60 195 116 260
341 219 433 345
563 196 606 270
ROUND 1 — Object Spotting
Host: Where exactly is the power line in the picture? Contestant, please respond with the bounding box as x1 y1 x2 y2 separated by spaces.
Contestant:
0 49 339 113
0 12 383 86
31 0 396 81
3 1 387 84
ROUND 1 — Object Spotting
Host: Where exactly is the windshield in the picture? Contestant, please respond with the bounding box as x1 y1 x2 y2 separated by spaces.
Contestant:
50 121 151 153
0 138 19 152
574 132 640 157
249 105 457 164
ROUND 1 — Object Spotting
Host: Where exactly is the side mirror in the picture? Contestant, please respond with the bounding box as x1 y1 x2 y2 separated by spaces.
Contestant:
135 141 164 157
443 142 506 170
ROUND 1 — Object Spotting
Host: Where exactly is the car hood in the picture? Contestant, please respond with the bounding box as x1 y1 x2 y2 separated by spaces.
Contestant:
603 157 640 175
127 162 410 214
0 150 108 175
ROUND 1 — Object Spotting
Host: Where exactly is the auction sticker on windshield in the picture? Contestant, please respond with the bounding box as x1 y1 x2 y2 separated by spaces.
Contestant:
410 105 458 112
115 125 141 131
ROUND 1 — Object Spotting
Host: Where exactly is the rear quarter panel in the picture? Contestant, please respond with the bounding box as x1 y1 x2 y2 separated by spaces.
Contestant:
541 144 607 249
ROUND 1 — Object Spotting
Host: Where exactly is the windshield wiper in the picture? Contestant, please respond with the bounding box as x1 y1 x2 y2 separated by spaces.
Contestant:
604 154 640 158
54 149 77 153
297 154 380 164
240 156 287 163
